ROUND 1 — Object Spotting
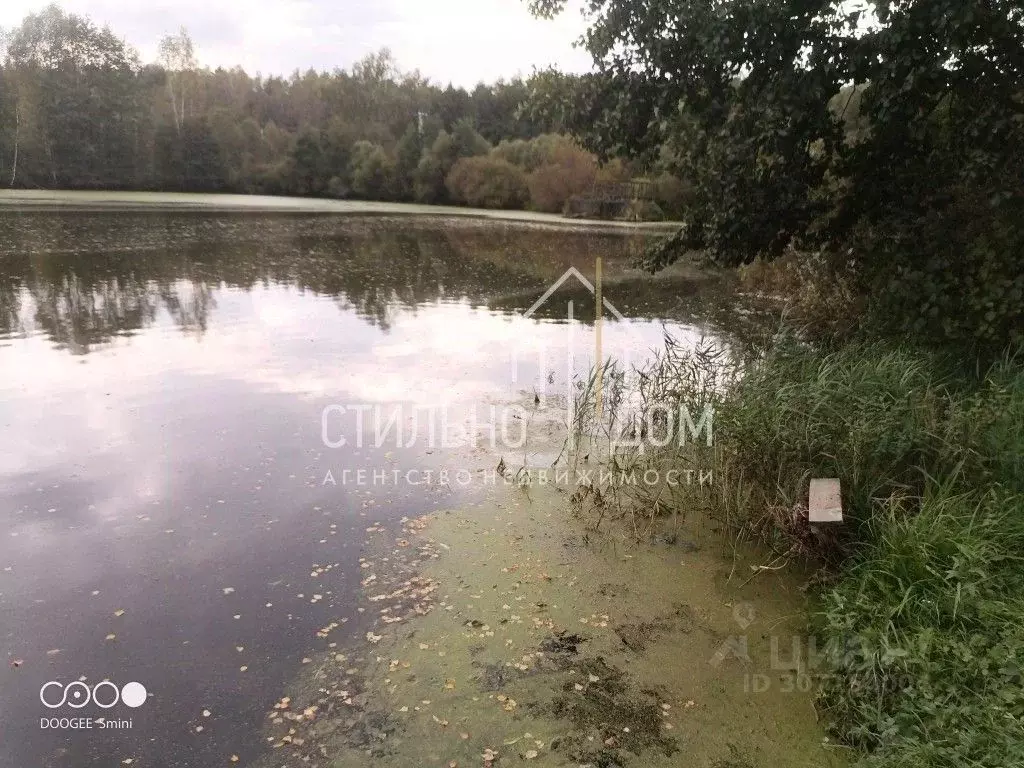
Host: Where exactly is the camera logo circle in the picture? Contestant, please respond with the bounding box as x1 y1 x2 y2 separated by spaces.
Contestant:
40 681 147 709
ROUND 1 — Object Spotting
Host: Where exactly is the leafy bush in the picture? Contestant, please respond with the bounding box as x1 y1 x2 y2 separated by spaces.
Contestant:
445 156 529 209
856 195 1024 352
533 0 1024 353
491 138 539 170
392 123 424 201
651 172 694 219
595 157 631 184
413 137 449 204
526 139 597 212
326 176 349 198
450 118 491 158
489 134 611 212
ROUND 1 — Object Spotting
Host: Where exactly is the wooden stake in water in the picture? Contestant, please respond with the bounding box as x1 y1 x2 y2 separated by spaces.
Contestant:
595 257 603 421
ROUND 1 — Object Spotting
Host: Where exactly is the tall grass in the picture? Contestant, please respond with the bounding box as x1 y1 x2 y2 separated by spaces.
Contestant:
567 333 1024 766
816 483 1024 767
710 338 1024 767
558 336 732 539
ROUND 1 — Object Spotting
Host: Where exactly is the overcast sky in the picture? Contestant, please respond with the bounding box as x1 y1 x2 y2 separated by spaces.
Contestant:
0 0 594 86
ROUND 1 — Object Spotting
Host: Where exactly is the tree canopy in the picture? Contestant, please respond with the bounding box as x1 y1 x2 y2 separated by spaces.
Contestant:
528 0 1024 349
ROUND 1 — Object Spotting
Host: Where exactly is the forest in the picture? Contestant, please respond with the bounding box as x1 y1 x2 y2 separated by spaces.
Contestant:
0 5 689 217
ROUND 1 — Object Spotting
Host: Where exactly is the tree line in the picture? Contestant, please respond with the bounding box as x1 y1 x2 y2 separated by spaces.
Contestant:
0 4 688 216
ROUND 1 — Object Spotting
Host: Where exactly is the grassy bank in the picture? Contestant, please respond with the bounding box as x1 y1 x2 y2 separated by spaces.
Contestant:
703 340 1024 766
571 334 1023 766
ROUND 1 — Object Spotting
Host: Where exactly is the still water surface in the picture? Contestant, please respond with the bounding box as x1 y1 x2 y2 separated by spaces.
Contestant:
0 213 741 768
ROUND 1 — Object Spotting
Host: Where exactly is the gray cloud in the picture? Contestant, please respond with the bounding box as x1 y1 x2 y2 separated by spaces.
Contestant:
0 0 593 86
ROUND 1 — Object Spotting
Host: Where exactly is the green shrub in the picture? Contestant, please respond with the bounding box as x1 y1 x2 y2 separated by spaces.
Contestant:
445 156 529 209
326 176 349 198
652 171 694 219
857 195 1024 353
413 140 449 204
348 140 395 200
450 118 491 158
491 138 538 170
492 134 600 170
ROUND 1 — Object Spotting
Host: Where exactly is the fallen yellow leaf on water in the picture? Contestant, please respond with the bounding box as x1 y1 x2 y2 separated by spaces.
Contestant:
114 610 125 617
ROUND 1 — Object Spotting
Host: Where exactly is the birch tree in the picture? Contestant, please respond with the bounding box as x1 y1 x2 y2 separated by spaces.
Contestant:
158 27 196 135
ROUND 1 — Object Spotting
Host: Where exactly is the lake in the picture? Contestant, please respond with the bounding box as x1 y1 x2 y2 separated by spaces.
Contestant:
0 211 748 768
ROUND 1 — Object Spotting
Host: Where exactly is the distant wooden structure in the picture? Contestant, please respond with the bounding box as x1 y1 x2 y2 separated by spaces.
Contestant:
564 178 661 221
592 179 657 203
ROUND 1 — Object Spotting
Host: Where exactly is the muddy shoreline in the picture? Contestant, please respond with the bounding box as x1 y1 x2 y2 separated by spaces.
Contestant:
256 477 849 768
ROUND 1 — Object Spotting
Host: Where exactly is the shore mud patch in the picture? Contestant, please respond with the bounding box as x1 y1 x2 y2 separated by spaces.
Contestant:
255 487 848 768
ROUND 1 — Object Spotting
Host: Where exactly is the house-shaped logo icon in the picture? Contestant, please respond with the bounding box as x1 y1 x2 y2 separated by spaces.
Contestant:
522 266 627 322
511 263 647 433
